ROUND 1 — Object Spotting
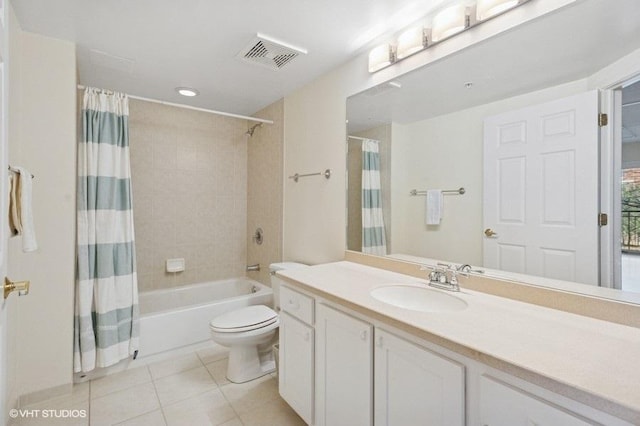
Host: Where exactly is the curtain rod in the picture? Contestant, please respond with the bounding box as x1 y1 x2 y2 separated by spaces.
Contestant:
348 135 367 141
76 85 273 124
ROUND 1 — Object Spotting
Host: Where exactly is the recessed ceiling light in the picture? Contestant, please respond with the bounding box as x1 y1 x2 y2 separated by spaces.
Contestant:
464 82 473 89
176 87 199 97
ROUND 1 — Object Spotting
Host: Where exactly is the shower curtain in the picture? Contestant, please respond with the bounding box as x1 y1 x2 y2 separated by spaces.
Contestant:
74 87 139 373
362 139 387 255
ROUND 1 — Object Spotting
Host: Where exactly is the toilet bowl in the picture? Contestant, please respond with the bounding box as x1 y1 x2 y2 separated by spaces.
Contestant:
209 305 279 383
209 262 308 383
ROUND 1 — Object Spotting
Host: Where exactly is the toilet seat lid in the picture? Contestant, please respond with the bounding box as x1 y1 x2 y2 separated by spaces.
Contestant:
209 305 278 332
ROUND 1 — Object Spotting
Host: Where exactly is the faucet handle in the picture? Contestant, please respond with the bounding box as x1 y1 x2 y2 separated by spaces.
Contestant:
449 270 458 285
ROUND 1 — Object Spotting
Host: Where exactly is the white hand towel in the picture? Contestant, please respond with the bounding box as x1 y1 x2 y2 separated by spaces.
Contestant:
426 189 443 225
14 167 37 252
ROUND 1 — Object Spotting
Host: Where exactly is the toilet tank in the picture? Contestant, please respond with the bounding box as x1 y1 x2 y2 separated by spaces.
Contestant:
269 262 308 311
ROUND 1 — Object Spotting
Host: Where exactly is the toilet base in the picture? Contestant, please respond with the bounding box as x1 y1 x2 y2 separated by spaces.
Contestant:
227 345 275 383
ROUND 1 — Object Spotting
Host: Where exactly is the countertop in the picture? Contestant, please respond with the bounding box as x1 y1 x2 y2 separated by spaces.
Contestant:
278 261 640 423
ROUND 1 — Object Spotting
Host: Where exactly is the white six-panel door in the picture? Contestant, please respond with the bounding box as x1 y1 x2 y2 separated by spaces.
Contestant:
483 91 600 285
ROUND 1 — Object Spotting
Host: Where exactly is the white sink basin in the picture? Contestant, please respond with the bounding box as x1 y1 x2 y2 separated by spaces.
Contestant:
370 285 468 313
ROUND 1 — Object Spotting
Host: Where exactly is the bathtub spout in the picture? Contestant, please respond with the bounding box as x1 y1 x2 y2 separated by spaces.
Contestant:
246 264 260 272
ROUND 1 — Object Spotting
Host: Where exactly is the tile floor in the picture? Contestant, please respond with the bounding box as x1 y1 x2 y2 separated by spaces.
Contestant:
12 344 305 426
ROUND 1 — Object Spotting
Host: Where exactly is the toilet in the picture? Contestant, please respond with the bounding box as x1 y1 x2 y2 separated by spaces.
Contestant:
209 262 307 383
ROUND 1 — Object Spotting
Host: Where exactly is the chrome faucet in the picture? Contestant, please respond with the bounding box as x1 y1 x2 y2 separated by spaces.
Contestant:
420 264 460 292
456 263 484 274
246 264 260 272
457 264 472 273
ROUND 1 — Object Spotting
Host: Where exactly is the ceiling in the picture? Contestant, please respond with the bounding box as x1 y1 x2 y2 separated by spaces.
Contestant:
347 0 640 133
12 0 456 116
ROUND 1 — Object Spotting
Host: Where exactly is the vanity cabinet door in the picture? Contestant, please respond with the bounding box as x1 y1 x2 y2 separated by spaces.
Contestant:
316 304 373 426
374 329 465 426
479 376 592 426
279 312 314 425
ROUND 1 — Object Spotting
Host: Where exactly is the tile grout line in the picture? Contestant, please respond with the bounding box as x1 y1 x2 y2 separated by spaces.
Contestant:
200 359 245 425
217 381 245 426
150 374 170 426
88 366 153 402
154 360 225 411
112 408 163 426
90 366 159 426
149 362 203 382
86 379 91 426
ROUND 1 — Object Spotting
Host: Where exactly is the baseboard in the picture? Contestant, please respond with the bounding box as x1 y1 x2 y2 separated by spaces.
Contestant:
18 382 72 408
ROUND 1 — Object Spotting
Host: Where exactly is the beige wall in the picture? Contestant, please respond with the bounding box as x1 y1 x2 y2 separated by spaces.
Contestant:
246 100 284 285
129 100 248 291
6 28 76 401
282 65 357 265
5 3 22 414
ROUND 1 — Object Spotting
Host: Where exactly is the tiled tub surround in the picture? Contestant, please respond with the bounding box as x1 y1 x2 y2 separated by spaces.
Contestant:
129 99 249 291
246 99 284 286
278 261 640 424
11 344 304 426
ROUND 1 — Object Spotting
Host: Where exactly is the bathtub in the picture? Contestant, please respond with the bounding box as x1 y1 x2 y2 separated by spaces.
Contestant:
138 277 273 357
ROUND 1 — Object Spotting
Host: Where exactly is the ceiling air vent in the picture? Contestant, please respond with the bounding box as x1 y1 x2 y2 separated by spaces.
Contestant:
237 34 307 71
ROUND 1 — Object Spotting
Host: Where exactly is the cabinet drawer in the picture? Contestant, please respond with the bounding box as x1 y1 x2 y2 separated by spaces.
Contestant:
280 285 314 325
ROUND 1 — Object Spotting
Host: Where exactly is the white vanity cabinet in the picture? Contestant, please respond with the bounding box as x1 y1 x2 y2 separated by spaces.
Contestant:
315 303 373 426
479 376 593 426
374 329 465 426
279 286 315 425
278 280 633 426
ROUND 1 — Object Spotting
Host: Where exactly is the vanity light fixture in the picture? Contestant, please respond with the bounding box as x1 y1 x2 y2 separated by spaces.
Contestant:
476 0 520 21
396 26 427 59
431 4 469 42
175 87 199 97
368 43 395 73
367 0 531 73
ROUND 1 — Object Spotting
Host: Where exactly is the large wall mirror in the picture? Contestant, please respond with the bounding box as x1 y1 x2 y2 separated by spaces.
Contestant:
346 0 640 297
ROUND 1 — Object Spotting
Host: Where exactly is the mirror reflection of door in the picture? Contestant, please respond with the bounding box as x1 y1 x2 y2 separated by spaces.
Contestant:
621 79 640 292
483 91 600 285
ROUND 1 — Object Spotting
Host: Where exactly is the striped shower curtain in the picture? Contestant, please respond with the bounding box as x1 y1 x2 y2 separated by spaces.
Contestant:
74 87 139 373
362 139 387 255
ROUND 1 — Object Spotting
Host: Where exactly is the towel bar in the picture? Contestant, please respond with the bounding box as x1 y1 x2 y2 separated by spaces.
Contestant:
8 166 35 179
289 169 331 183
410 187 465 196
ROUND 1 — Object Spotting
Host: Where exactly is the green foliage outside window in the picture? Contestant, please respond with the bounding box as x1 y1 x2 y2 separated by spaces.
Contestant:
622 175 640 251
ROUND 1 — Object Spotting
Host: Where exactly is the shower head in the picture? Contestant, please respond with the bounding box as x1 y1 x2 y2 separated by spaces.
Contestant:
246 123 263 137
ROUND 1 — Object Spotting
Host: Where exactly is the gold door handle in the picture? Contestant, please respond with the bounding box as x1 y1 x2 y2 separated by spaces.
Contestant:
4 277 30 299
484 228 498 238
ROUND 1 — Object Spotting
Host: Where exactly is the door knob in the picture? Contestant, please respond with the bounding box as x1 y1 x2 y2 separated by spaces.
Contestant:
4 277 30 299
484 228 498 238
